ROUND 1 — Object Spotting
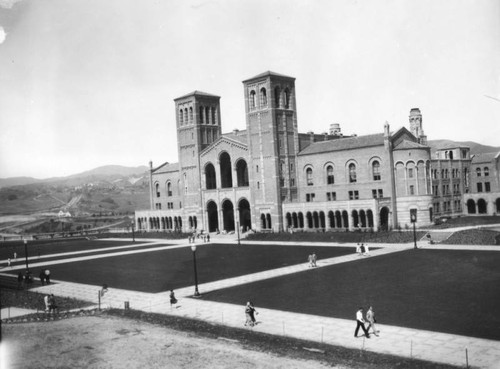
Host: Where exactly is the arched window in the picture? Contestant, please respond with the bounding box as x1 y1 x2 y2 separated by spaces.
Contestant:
306 167 313 186
155 183 160 198
349 163 357 183
179 109 184 125
205 163 217 189
183 173 188 194
284 88 290 109
184 108 188 124
476 167 481 177
372 161 381 181
326 165 334 184
211 107 216 124
250 90 256 109
236 160 249 187
274 87 281 108
260 87 267 107
220 152 233 188
484 167 489 177
167 182 172 197
189 107 193 122
205 106 210 124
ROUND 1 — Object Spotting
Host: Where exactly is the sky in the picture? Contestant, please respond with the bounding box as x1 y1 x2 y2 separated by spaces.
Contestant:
0 0 499 179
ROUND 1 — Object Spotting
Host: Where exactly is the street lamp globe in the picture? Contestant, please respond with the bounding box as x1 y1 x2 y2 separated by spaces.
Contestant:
191 245 197 252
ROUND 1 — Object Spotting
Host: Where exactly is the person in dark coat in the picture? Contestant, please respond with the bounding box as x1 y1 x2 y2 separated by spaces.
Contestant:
39 270 46 286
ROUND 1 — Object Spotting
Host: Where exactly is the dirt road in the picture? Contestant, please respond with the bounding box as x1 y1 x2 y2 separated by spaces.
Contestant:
1 315 338 369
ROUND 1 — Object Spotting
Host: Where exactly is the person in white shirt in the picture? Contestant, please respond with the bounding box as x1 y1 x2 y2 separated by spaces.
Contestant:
354 307 370 338
366 306 379 336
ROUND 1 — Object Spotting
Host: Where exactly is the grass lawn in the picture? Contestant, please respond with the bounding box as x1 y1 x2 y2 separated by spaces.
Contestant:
0 239 151 260
9 244 354 293
203 249 500 341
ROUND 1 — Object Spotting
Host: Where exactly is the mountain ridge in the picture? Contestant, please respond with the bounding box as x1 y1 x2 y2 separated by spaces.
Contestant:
0 165 149 188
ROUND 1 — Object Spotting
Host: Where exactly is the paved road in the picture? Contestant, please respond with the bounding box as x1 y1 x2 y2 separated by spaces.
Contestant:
2 238 500 368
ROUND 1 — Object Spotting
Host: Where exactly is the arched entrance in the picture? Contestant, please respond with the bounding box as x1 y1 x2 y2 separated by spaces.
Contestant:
496 198 500 213
222 199 235 232
477 199 487 214
207 201 219 232
467 199 476 214
238 198 251 231
380 207 389 231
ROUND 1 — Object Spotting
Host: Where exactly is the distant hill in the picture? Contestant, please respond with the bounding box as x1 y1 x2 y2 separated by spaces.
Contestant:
0 165 149 188
427 140 500 155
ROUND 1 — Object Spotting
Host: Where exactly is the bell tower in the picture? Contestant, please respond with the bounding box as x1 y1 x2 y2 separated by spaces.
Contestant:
174 91 221 213
409 108 427 145
242 71 299 231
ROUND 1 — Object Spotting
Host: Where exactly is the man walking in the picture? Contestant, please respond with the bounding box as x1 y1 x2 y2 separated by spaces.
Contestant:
354 307 370 338
366 306 379 336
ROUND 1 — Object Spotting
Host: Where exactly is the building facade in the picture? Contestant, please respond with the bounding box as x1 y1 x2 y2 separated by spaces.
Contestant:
135 71 500 233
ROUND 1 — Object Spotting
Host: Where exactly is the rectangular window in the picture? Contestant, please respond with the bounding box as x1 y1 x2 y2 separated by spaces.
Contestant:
290 178 295 187
306 193 314 202
331 192 336 201
349 191 354 200
280 178 285 187
326 192 331 201
410 185 415 195
354 190 359 200
408 168 414 178
477 183 483 192
372 189 377 198
378 189 383 198
485 182 490 192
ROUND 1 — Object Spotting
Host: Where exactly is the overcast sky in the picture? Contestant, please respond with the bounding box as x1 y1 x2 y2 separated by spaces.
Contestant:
0 0 499 179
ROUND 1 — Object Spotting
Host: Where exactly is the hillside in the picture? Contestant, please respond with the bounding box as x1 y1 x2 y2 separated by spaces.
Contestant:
427 140 500 155
0 165 149 188
0 165 151 218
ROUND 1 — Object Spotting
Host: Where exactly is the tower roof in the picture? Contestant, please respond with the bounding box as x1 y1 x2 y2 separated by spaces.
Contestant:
242 71 295 83
174 90 220 101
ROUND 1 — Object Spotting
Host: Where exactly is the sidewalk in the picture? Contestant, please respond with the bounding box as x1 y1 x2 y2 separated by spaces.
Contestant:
18 241 500 369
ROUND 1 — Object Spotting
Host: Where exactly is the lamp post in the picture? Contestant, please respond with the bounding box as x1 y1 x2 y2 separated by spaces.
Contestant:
410 209 417 249
23 239 29 271
132 219 135 243
236 221 241 246
191 245 200 297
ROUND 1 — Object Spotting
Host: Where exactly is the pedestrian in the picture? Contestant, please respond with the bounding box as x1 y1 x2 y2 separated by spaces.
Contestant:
169 290 178 309
13 252 17 260
25 271 33 285
17 271 24 289
354 307 370 338
244 301 258 326
308 254 313 267
360 244 365 255
356 244 361 255
364 244 370 256
366 306 379 336
48 294 57 314
312 253 317 267
39 270 46 286
44 269 51 284
207 234 210 242
44 294 50 312
7 258 11 267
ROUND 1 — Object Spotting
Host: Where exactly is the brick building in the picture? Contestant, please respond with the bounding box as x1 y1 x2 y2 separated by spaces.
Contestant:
135 71 500 233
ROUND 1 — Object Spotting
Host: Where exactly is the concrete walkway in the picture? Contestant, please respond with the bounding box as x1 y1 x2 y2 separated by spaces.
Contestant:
3 239 500 368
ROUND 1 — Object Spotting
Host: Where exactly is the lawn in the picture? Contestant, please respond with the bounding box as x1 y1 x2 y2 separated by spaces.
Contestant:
0 239 152 260
203 249 500 341
8 244 354 293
